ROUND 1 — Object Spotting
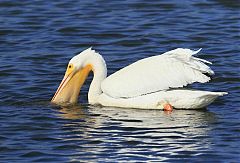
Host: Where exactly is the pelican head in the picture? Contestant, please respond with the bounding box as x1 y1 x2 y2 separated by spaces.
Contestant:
51 47 106 105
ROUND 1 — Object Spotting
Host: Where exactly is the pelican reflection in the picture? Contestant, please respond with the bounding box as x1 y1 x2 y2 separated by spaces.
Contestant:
56 105 217 162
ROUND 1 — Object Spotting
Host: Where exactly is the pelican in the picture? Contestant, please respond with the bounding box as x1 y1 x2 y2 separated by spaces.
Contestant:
51 47 227 110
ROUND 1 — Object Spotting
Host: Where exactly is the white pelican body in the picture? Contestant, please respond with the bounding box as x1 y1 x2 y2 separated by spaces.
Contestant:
52 48 227 109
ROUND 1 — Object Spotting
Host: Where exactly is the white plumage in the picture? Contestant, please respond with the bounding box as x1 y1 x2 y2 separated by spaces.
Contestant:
52 47 227 110
101 48 214 98
98 89 227 109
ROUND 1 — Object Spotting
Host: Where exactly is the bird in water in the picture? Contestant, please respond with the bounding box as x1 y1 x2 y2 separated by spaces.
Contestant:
51 47 227 111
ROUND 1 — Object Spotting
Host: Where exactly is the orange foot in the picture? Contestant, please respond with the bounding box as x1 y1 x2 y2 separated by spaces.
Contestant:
163 103 173 112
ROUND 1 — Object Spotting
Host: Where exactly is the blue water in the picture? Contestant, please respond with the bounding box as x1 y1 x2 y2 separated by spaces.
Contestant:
0 0 239 162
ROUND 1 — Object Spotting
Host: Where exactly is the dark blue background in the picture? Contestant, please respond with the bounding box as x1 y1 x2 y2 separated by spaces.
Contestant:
0 0 239 162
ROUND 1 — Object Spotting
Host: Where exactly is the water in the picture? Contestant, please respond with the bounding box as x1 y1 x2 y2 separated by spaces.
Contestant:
0 0 239 162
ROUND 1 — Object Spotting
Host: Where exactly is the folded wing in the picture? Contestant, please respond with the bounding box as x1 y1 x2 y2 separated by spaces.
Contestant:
101 48 214 98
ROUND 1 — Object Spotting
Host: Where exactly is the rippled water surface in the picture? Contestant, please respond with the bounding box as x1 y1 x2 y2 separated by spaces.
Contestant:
0 0 239 162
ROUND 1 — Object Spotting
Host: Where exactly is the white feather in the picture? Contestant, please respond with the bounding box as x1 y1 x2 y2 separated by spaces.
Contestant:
98 89 227 109
101 48 214 98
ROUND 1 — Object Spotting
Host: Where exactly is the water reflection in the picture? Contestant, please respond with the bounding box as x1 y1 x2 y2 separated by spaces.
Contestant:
58 105 87 120
57 105 217 161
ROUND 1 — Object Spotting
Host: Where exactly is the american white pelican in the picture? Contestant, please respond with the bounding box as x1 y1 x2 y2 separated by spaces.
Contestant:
51 47 227 110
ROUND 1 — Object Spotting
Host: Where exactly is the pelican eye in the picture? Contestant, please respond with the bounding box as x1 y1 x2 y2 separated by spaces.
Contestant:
68 64 74 69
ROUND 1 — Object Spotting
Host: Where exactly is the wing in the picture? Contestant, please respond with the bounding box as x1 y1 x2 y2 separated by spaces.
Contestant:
101 48 214 98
